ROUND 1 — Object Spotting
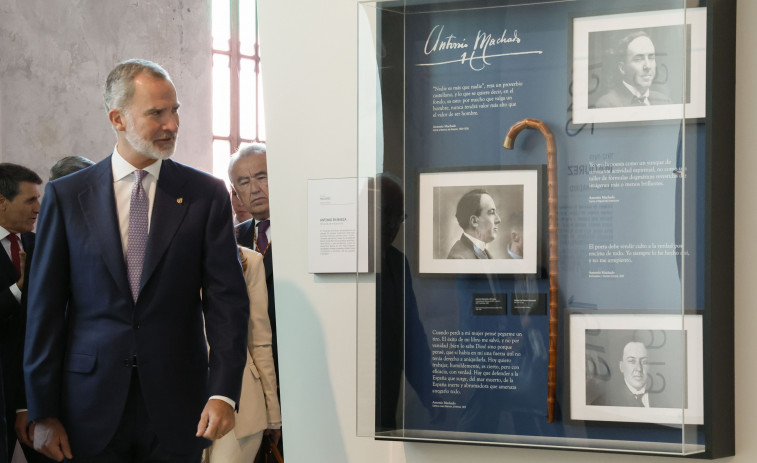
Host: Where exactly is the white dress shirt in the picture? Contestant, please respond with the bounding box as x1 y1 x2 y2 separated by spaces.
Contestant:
463 231 488 253
111 145 162 257
622 81 651 106
624 378 650 408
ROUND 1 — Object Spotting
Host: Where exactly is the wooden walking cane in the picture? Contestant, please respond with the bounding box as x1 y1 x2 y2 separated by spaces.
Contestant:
503 118 558 423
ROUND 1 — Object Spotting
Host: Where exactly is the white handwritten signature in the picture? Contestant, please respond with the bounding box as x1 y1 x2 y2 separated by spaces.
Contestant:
422 24 541 71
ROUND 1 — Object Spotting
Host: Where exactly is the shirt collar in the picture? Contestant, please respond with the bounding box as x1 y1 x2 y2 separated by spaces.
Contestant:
622 81 650 100
624 378 646 396
0 225 12 241
112 144 163 182
463 231 488 252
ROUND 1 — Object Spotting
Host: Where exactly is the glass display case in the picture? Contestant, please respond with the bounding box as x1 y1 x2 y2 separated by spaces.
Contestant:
356 0 735 457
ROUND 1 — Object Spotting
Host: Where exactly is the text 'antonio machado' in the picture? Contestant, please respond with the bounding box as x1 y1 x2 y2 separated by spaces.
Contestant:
420 24 542 71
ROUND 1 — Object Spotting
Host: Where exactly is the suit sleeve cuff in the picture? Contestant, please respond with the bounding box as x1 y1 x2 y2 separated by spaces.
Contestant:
209 395 235 409
10 283 22 302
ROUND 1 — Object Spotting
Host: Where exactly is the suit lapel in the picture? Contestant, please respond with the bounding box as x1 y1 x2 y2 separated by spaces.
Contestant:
20 232 34 256
0 242 16 281
237 220 254 248
79 158 132 299
253 218 274 279
463 235 488 259
473 247 488 259
140 160 188 293
263 245 273 280
0 233 35 281
21 232 35 280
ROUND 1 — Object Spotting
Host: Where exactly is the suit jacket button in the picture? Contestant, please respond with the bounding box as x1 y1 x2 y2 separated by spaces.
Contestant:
123 358 130 366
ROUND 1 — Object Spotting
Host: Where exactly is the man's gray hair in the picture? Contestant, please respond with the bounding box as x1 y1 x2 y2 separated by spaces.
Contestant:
104 59 172 112
228 142 267 180
50 156 96 181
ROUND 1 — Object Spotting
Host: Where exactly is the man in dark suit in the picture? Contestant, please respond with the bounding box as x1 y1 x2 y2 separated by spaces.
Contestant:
0 163 48 463
227 144 283 453
447 189 501 259
24 59 249 462
1 380 5 463
595 31 672 108
228 144 276 381
592 341 652 407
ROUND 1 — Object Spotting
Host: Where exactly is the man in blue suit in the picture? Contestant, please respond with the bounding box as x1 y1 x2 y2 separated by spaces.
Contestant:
24 59 249 462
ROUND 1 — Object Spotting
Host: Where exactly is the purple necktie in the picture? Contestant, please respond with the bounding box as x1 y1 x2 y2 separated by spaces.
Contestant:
127 170 149 301
256 220 270 254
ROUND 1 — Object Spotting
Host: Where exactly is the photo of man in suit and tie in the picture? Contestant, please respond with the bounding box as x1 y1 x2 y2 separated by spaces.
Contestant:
447 189 501 260
0 163 55 463
594 30 673 108
23 59 250 462
591 341 653 408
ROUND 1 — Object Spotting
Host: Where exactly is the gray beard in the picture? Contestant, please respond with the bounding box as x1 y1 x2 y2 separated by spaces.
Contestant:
124 129 176 160
123 112 176 160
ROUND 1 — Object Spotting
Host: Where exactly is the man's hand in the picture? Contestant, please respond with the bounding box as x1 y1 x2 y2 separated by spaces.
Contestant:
33 417 72 462
195 399 235 441
14 411 33 447
16 249 26 288
264 428 282 447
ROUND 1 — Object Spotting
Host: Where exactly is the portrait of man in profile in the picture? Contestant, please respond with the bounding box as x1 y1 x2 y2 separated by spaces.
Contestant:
421 171 534 275
447 189 501 260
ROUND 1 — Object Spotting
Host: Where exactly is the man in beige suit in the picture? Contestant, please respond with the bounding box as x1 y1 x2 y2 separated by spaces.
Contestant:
204 241 281 462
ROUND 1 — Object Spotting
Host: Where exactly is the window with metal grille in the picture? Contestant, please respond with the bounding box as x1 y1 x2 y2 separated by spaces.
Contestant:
212 0 264 181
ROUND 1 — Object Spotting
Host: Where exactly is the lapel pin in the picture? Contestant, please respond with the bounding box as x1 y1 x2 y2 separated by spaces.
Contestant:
177 198 183 204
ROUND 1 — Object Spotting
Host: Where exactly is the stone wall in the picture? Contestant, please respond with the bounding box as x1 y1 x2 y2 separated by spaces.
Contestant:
0 0 213 180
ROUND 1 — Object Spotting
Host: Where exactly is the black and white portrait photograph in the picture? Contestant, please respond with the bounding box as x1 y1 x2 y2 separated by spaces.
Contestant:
439 186 523 260
569 314 703 424
418 168 540 275
572 8 706 124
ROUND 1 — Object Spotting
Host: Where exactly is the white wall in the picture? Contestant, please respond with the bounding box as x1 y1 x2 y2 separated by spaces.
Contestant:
259 1 753 462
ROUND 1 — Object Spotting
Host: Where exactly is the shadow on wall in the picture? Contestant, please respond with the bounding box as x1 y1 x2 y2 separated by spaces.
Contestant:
276 281 349 463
